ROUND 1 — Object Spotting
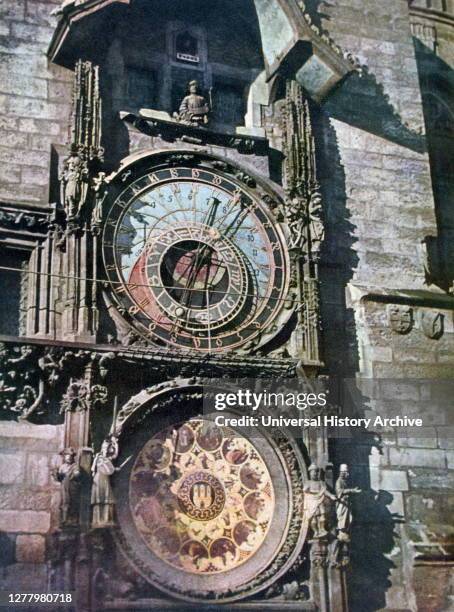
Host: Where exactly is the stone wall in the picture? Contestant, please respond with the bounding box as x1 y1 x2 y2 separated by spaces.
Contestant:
0 421 64 591
0 0 72 207
320 0 436 291
317 1 454 609
343 295 454 611
1 0 69 593
410 3 454 290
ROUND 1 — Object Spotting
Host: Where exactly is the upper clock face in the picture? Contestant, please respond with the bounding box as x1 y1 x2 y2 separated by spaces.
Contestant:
102 163 289 352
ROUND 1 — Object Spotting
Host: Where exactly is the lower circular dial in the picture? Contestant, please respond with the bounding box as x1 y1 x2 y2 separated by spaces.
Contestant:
129 420 275 575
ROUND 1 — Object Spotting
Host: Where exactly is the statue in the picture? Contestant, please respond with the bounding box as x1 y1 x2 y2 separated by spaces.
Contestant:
175 80 210 126
303 463 336 539
308 188 324 256
92 172 105 226
59 146 89 220
335 463 361 535
287 196 306 250
91 435 119 528
52 447 81 527
332 464 361 567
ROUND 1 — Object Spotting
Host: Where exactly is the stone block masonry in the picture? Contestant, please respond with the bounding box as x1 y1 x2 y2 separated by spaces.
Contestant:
0 421 63 592
0 0 72 207
321 0 437 291
318 3 453 609
343 292 454 611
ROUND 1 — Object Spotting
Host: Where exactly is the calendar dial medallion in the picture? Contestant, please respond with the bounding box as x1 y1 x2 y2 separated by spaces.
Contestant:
102 156 289 352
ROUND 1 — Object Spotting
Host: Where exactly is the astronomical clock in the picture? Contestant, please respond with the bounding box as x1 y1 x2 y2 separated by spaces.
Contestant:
15 1 358 609
101 151 291 353
94 151 313 604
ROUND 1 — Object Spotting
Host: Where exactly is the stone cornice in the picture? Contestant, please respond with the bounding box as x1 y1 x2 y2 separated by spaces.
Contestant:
347 283 454 310
47 0 131 67
0 203 50 242
409 5 454 27
0 334 298 377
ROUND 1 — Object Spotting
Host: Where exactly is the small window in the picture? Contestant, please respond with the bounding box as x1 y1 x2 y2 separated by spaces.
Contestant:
175 31 200 64
0 250 27 336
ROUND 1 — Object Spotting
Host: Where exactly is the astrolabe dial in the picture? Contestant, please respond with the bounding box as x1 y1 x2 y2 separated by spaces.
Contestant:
129 419 275 574
102 163 289 351
147 224 249 332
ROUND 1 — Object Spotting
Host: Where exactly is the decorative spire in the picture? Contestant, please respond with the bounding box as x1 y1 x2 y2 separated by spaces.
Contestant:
60 60 103 223
283 80 324 366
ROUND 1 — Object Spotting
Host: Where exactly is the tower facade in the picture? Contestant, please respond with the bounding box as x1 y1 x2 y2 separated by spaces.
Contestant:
0 1 453 610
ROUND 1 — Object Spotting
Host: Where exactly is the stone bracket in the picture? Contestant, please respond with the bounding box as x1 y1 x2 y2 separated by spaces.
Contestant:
0 203 50 246
253 0 357 102
347 283 454 311
120 110 269 156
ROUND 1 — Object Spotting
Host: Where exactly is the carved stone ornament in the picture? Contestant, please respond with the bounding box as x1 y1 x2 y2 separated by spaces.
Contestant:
282 80 323 365
0 208 49 233
264 572 309 601
0 344 45 421
283 80 324 253
310 537 330 568
331 463 361 568
420 310 444 340
91 384 109 406
60 379 90 413
387 304 413 334
0 343 111 421
60 379 108 413
59 60 103 226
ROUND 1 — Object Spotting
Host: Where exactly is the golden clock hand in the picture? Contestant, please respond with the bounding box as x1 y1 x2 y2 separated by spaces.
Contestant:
182 244 211 309
185 195 221 293
223 204 250 239
180 197 220 309
205 196 221 227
